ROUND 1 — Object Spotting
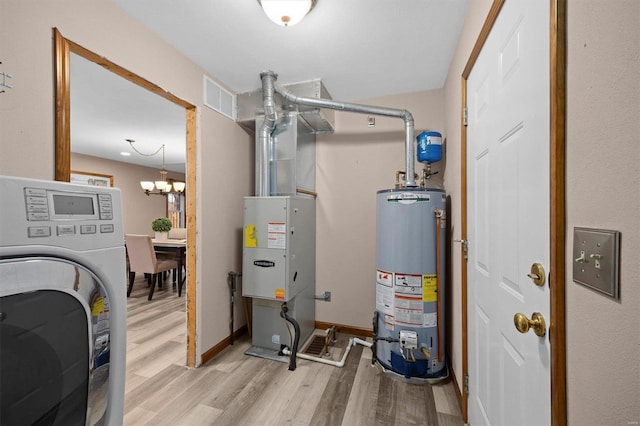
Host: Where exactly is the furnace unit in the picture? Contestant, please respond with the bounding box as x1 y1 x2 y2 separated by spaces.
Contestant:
242 196 315 358
238 76 328 362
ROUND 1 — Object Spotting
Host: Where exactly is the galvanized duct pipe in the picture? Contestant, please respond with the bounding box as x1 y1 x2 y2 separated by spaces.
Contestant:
258 71 278 196
262 71 417 187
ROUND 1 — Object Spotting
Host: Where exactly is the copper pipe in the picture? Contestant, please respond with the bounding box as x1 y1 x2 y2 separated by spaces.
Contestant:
434 209 444 362
395 171 404 188
296 188 318 198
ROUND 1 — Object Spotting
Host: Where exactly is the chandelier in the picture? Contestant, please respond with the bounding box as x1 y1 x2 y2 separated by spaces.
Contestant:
127 139 185 196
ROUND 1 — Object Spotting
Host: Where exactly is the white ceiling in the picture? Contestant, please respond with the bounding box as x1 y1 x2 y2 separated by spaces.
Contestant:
71 54 187 173
71 0 470 172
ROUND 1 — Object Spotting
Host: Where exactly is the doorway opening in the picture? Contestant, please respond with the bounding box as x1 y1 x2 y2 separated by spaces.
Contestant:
53 28 198 367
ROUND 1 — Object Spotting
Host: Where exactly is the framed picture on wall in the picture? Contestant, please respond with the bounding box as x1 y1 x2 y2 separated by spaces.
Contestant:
70 170 114 187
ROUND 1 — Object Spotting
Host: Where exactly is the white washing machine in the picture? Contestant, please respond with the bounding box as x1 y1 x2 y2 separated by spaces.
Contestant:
0 176 126 425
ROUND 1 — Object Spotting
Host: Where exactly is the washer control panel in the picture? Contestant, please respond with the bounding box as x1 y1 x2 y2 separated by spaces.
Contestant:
0 176 124 250
23 187 115 238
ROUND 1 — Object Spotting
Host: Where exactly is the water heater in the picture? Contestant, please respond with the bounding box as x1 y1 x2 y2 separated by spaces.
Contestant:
374 188 446 379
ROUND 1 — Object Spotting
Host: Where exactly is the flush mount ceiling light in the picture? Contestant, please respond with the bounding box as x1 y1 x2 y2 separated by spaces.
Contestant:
126 139 185 196
258 0 317 27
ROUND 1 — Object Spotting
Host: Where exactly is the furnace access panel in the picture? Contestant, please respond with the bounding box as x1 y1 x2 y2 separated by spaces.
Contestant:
242 196 315 301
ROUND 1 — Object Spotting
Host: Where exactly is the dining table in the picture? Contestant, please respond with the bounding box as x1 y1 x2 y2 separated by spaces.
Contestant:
152 239 186 297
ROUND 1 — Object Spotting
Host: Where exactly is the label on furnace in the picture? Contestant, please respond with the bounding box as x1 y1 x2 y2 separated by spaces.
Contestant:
267 222 286 249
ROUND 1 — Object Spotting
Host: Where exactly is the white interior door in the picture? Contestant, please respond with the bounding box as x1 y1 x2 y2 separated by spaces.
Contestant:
467 0 550 424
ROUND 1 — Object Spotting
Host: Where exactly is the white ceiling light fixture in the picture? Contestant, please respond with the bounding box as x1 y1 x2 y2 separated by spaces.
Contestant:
258 0 317 27
126 139 185 196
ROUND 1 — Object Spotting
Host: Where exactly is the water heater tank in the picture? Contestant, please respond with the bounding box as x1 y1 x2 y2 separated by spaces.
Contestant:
374 188 446 379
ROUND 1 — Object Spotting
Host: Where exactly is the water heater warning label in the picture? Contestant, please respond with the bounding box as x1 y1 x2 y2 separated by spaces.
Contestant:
422 274 437 302
377 271 435 329
377 270 393 287
394 294 423 326
394 273 422 293
376 270 395 330
423 312 437 328
394 273 423 326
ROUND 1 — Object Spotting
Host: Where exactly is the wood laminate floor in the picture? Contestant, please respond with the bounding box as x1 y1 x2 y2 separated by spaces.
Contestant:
124 276 464 426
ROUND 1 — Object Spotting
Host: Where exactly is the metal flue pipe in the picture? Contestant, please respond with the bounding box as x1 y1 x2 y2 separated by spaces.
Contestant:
257 71 278 196
261 71 417 187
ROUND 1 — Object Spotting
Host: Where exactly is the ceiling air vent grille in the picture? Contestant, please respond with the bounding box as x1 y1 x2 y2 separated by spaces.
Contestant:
203 75 236 120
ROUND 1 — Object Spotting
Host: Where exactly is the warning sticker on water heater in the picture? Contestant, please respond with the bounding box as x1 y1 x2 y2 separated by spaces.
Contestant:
422 274 437 302
376 270 395 330
394 273 422 294
394 294 423 326
267 222 286 249
376 270 393 287
423 312 437 328
394 273 424 326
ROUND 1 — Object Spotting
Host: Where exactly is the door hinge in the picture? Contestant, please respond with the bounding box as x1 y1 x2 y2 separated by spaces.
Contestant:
454 239 468 260
463 106 468 126
464 373 470 395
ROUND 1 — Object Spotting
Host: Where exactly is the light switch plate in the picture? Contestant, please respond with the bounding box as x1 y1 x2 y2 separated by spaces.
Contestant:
573 227 620 299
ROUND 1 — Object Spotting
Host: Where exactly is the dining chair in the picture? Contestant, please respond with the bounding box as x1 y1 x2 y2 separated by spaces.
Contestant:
125 234 178 301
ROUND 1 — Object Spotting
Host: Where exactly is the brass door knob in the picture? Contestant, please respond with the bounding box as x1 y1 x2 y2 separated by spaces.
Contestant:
513 312 546 337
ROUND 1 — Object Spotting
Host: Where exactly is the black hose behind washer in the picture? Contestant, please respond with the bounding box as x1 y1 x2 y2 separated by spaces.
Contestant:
280 304 299 371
